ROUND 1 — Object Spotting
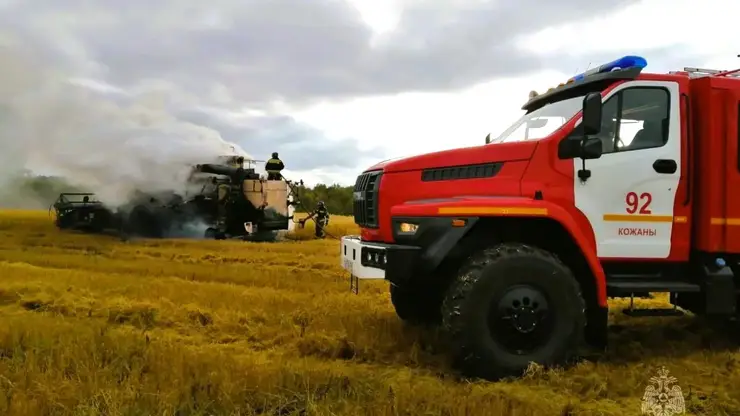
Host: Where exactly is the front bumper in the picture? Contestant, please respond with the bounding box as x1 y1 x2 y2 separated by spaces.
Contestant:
339 216 478 288
339 235 420 282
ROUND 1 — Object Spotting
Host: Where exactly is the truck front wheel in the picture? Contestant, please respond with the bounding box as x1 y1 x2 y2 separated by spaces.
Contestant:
441 243 585 380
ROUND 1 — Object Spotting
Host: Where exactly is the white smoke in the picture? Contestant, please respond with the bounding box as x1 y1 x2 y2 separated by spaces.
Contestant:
0 36 249 207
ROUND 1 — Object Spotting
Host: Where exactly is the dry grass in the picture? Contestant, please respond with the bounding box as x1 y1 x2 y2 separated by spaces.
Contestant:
0 210 738 415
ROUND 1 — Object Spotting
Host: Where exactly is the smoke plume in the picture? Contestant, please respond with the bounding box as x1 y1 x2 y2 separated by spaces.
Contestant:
0 36 249 208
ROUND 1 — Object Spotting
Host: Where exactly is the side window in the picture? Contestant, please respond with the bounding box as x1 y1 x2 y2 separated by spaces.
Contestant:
568 87 671 154
602 87 670 154
618 88 670 151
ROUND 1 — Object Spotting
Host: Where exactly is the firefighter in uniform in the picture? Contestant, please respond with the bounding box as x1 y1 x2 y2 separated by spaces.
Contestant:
265 152 284 180
300 201 330 238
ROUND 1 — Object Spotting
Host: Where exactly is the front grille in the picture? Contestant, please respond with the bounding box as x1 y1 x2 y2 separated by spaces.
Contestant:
421 162 502 182
353 170 382 228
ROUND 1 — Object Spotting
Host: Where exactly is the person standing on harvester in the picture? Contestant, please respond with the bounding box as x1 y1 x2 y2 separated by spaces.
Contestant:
265 152 284 180
300 201 330 238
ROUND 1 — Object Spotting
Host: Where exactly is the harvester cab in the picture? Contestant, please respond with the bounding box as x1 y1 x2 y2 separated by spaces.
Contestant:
192 157 299 240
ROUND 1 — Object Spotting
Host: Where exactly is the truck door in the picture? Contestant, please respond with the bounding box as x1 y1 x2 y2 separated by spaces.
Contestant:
574 80 684 259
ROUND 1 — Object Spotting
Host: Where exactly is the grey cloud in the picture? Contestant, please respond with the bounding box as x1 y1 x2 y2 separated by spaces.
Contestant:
0 0 649 106
175 108 386 171
1 0 682 180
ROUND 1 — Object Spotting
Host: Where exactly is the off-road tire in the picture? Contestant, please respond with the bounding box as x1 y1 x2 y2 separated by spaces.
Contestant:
390 283 445 326
441 243 586 381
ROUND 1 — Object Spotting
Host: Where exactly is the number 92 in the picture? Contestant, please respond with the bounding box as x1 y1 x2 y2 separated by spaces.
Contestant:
625 191 652 215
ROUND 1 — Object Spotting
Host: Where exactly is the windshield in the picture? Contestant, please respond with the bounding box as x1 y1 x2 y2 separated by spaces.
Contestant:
489 95 586 144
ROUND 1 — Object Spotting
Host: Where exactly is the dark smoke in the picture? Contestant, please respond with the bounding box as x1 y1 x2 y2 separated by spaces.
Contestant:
0 36 250 209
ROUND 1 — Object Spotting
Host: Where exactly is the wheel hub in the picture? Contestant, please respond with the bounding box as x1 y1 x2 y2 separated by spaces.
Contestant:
488 285 554 354
512 307 538 333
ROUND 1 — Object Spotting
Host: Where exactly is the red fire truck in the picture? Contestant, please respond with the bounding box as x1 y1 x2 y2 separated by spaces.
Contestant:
340 56 740 380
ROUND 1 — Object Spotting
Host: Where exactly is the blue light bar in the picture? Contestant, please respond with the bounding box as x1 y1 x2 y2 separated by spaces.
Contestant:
570 55 648 82
528 55 648 101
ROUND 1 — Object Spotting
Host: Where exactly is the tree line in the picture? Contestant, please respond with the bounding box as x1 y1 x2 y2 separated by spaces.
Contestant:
2 174 356 216
291 183 353 215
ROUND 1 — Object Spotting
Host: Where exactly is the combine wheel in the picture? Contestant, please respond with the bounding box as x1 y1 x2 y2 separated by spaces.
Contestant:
128 206 164 238
390 283 445 326
55 215 69 230
441 243 585 381
204 228 227 240
244 230 279 242
54 211 76 230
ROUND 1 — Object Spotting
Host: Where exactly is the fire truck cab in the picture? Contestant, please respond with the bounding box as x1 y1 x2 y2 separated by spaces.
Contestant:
339 55 740 380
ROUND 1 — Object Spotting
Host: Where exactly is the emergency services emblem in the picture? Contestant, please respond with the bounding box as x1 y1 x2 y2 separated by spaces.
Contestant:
641 366 685 415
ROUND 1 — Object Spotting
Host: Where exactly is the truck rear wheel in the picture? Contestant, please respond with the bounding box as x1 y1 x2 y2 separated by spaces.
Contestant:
390 284 444 326
441 243 585 380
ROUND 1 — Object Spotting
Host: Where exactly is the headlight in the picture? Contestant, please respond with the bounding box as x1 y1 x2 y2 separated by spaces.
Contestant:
398 222 419 234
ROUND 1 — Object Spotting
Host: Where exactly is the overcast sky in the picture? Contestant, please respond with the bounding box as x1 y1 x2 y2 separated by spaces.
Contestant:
1 0 737 186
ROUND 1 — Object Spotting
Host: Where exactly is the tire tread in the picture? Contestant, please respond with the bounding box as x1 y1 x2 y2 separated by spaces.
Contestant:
441 242 585 380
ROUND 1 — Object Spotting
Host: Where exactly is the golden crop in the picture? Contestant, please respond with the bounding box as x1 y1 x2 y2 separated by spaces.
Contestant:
0 210 738 415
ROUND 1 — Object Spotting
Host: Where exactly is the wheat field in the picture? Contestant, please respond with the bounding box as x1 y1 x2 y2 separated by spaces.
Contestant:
0 210 739 415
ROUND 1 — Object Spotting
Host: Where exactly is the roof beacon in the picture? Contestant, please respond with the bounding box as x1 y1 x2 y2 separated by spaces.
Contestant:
570 55 648 82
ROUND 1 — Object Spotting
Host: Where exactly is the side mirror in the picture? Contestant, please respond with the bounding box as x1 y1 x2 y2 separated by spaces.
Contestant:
558 137 603 160
580 137 603 159
485 133 491 144
581 92 602 135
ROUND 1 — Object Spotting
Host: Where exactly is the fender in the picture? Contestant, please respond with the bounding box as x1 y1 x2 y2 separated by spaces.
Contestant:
390 196 607 307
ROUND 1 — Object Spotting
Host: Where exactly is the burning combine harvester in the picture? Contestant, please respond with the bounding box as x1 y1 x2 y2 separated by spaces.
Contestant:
51 156 298 240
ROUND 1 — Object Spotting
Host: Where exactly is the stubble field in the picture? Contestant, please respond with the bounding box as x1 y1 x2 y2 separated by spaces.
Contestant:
0 210 739 415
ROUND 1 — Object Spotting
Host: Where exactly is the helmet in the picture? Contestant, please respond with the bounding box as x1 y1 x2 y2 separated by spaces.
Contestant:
272 152 278 158
317 200 325 207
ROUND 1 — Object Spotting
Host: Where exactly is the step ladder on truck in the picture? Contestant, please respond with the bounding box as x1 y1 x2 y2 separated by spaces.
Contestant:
339 55 740 381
